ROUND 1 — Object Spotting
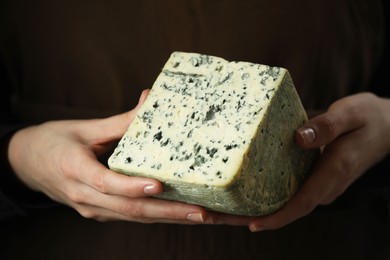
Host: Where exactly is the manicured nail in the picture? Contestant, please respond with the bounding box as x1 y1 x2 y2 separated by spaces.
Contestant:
249 224 266 232
144 184 159 195
298 127 316 145
186 213 205 223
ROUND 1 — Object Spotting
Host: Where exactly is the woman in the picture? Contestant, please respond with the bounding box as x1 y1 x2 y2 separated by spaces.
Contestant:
1 0 389 259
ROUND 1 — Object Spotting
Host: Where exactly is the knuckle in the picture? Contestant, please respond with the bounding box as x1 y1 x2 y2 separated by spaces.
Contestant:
67 190 85 204
122 201 146 219
162 209 177 220
335 152 356 180
94 173 108 194
78 208 97 219
320 112 341 140
58 156 74 180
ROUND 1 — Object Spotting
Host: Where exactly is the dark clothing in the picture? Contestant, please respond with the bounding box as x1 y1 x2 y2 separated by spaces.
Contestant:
0 1 389 259
0 0 384 121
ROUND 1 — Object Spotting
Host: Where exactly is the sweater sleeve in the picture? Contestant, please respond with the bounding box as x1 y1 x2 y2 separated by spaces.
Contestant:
357 0 390 199
0 60 58 222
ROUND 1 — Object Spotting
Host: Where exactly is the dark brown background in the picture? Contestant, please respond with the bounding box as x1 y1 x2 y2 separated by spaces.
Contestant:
0 1 389 259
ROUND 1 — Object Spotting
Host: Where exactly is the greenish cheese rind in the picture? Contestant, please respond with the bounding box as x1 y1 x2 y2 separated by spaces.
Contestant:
108 52 318 216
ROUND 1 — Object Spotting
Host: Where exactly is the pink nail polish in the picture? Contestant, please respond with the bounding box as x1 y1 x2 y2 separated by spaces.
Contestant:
249 224 266 232
186 213 204 223
299 128 315 145
144 184 158 195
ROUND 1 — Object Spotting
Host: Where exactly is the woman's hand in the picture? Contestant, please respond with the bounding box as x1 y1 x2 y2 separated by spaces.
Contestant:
209 92 390 231
7 90 207 224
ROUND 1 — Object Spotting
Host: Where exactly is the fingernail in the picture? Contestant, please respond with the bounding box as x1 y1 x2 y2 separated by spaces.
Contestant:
186 213 205 223
249 224 266 232
298 127 316 145
144 184 159 195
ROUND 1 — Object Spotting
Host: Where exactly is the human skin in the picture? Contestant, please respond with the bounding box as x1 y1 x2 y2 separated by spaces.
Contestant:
7 89 207 224
207 92 390 231
7 91 390 229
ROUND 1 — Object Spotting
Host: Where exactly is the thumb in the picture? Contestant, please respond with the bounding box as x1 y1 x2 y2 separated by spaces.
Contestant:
81 89 150 144
113 88 150 133
294 98 364 149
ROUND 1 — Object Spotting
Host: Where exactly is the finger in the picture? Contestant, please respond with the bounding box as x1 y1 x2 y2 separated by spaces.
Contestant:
295 101 365 149
64 148 163 198
110 88 150 131
70 186 208 224
106 196 208 223
248 146 354 231
207 212 255 226
85 166 163 198
73 203 204 224
315 129 368 205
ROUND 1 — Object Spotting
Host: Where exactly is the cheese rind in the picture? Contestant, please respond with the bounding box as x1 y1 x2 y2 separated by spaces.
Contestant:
108 52 317 216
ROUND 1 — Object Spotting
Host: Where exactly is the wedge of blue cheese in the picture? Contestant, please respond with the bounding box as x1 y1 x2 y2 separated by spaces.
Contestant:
108 52 317 216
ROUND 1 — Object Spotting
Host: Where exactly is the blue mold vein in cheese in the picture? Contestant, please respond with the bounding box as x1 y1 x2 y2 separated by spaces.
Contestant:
108 52 318 216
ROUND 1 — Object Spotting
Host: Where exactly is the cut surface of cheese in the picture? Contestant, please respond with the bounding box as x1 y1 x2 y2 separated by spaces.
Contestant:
108 52 318 216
